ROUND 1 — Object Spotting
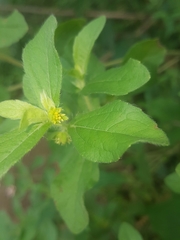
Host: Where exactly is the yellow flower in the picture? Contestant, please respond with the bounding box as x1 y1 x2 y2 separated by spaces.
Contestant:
48 107 68 125
40 90 68 125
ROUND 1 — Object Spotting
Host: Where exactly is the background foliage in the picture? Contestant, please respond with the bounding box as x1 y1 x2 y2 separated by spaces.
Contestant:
0 0 180 239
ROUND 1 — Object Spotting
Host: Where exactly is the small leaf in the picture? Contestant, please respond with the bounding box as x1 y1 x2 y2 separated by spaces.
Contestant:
0 10 28 48
176 163 180 177
51 145 99 234
165 172 180 194
122 39 166 93
0 123 50 178
123 39 166 67
118 222 143 240
69 100 169 163
23 15 62 108
82 59 150 95
0 100 37 119
0 100 48 126
73 16 106 76
20 107 48 129
55 18 86 55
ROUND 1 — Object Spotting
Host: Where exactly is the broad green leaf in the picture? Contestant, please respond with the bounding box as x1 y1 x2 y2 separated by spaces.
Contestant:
51 145 99 234
0 100 48 124
82 59 150 95
123 39 166 67
118 222 143 240
0 123 50 178
23 15 62 108
165 172 180 193
69 100 169 163
0 10 28 48
73 16 106 76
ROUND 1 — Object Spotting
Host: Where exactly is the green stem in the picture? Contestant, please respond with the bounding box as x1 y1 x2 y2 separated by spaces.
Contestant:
0 53 23 68
7 83 22 92
167 50 180 56
76 77 97 112
158 57 179 73
104 58 122 67
83 96 95 111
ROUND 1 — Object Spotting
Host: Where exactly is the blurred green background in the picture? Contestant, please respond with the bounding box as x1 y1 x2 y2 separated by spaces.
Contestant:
0 0 180 239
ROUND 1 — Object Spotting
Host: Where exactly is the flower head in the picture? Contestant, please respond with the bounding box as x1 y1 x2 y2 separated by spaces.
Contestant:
40 90 68 125
54 131 71 145
48 107 68 125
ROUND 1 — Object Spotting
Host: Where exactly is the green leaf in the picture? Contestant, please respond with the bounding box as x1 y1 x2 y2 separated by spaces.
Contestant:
23 15 62 108
118 222 143 240
0 123 50 178
73 16 106 76
165 172 180 193
69 100 169 163
82 59 150 95
51 145 99 234
0 10 28 48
